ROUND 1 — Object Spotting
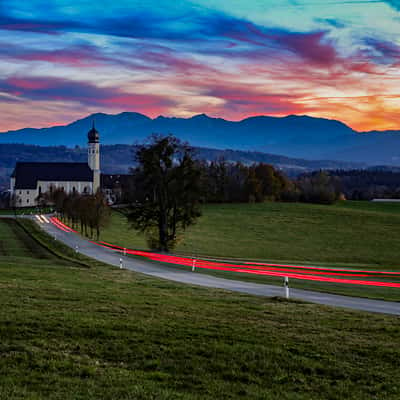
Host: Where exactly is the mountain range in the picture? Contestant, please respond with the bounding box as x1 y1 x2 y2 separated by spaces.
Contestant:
1 112 400 166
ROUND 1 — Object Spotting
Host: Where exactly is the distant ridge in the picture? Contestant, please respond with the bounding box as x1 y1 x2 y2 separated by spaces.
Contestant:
0 143 365 191
1 112 400 166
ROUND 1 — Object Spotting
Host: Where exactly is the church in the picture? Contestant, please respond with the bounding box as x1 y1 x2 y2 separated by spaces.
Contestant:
10 123 101 207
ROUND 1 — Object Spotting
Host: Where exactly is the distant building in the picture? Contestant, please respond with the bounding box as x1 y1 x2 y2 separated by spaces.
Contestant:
10 123 101 207
101 174 134 204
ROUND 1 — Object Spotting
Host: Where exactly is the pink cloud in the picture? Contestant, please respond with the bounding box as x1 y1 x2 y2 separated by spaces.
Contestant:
278 32 338 66
0 76 175 117
6 77 50 90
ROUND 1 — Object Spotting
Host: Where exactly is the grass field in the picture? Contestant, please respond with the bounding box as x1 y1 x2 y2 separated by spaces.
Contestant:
101 201 400 269
95 201 400 301
1 218 400 399
0 207 53 215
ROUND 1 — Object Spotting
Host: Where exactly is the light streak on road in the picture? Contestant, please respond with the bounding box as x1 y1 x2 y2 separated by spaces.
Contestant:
50 217 79 233
50 217 72 232
49 219 400 289
96 241 400 288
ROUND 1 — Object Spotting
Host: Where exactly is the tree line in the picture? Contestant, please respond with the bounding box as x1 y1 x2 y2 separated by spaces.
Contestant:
198 161 291 203
321 169 400 200
125 158 343 207
196 161 342 205
39 189 110 239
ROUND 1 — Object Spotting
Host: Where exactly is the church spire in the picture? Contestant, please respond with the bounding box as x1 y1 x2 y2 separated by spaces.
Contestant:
87 120 101 193
88 119 99 143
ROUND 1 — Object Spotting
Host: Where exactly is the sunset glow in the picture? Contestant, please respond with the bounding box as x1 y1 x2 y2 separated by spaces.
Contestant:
1 0 400 132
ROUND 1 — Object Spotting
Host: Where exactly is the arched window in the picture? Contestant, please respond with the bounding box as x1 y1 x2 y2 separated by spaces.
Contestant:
38 186 42 195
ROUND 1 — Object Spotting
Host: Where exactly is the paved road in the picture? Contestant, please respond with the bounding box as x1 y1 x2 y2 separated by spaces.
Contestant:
10 215 400 316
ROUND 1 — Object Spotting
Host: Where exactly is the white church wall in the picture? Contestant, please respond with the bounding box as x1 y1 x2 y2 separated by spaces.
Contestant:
14 188 38 207
13 180 94 207
11 123 101 207
37 180 93 196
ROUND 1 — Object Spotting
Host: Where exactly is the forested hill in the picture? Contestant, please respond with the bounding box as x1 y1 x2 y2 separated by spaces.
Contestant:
0 143 363 191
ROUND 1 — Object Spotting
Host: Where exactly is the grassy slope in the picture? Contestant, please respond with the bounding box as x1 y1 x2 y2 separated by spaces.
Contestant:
97 201 400 302
0 207 53 215
101 201 400 269
0 218 400 399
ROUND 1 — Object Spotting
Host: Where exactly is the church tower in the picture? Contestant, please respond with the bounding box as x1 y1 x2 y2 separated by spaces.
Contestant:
87 121 100 193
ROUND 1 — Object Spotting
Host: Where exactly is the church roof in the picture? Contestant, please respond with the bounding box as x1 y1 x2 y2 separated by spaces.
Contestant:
12 162 93 189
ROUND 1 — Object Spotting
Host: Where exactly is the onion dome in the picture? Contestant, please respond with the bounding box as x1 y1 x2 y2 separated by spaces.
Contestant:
88 121 99 143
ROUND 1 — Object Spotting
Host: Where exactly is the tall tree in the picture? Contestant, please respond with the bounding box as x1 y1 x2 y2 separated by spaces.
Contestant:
91 191 111 240
128 135 202 252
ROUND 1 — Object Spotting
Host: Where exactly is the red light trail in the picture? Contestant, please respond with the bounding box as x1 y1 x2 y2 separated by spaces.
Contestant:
50 217 400 288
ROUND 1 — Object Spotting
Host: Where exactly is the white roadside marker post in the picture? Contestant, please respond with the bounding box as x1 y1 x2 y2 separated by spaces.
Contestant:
284 276 289 299
119 258 123 269
192 258 196 272
75 245 78 253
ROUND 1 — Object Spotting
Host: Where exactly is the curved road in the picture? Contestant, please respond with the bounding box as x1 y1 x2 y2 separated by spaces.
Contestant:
22 216 400 316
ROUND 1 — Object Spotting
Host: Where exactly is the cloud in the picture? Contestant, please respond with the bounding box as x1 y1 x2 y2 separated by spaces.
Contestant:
202 82 310 117
314 18 346 28
0 3 338 68
0 0 399 132
0 77 116 102
363 37 400 64
0 42 110 67
0 13 81 34
275 31 338 66
383 0 400 11
0 76 175 111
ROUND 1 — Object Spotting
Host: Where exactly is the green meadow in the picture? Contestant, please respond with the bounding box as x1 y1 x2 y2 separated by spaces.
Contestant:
95 201 400 301
0 218 400 399
101 201 400 269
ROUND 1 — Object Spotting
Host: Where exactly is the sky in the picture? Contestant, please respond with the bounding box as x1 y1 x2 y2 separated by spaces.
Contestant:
0 0 399 132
